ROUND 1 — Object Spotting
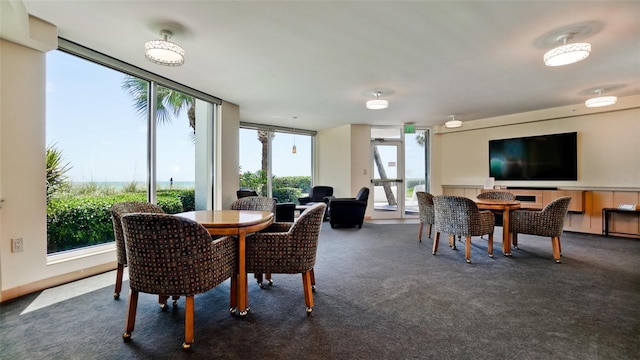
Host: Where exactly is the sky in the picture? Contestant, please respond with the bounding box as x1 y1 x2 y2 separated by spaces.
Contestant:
46 50 312 184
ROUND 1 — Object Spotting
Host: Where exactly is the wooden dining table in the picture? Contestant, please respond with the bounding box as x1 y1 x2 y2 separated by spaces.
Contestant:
176 209 274 316
475 199 521 256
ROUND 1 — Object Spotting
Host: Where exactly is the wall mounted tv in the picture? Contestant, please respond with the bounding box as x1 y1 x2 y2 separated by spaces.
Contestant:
489 132 578 181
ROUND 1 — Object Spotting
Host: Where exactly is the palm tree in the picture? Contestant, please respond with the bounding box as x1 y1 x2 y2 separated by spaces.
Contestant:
257 130 273 196
46 142 72 199
121 76 195 133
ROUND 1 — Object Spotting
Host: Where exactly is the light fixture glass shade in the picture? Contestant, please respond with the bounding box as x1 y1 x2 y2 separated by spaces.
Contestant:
366 99 389 110
543 42 591 66
444 119 462 128
585 95 617 108
145 31 185 67
292 144 297 154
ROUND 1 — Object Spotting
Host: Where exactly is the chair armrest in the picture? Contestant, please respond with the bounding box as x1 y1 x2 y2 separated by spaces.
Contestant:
298 196 311 205
262 222 294 233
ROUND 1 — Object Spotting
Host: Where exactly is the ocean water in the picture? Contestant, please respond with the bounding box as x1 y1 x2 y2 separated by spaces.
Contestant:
71 181 195 190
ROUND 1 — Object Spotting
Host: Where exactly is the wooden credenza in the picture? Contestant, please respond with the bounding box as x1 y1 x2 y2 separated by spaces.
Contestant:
442 186 640 239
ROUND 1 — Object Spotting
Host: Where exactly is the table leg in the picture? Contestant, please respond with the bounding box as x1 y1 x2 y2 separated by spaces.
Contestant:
237 228 249 316
502 209 512 256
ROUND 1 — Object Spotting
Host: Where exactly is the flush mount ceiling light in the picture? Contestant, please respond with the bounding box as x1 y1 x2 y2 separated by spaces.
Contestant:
585 89 618 108
366 92 389 110
543 33 590 66
145 30 185 66
444 115 462 129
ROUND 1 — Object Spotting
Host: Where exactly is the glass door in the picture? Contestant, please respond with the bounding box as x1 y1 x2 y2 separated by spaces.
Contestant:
371 140 404 219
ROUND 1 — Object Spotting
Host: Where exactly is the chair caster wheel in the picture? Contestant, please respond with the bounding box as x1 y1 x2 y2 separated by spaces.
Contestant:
432 252 436 255
173 300 178 307
267 279 274 286
306 307 313 315
312 285 316 292
123 332 131 342
489 254 494 258
160 303 168 312
229 307 237 315
258 282 265 289
555 260 562 264
466 260 471 263
182 342 191 350
113 293 120 300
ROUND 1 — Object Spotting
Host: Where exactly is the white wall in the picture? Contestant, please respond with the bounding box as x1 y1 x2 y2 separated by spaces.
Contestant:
434 101 640 191
317 125 352 197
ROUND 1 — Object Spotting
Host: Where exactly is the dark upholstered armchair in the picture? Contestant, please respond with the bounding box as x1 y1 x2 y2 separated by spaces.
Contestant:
110 201 165 301
432 195 495 263
120 213 237 349
298 186 334 220
246 203 326 314
329 187 370 229
416 192 435 241
509 197 571 263
298 185 334 205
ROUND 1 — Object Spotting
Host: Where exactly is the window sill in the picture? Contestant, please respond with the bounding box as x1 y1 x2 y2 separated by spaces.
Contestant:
47 242 116 266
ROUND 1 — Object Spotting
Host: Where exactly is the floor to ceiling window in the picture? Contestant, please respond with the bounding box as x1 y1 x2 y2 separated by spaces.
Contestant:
45 43 219 255
239 125 314 203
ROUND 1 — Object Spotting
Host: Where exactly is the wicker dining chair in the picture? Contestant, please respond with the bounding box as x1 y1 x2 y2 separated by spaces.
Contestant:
416 192 435 241
230 196 281 287
432 196 495 263
110 201 166 302
245 202 326 314
120 213 237 350
476 191 516 234
509 197 572 263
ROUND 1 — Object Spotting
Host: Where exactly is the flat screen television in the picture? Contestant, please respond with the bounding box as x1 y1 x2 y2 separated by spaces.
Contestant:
489 132 578 181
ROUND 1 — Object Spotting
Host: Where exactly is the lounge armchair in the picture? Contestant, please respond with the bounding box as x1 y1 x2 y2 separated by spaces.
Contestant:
329 187 369 229
298 186 334 220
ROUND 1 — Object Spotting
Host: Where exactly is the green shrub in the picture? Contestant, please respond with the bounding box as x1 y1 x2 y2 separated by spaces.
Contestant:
272 187 303 203
46 190 195 253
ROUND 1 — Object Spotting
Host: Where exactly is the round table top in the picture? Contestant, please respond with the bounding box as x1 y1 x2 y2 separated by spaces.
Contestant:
176 209 274 228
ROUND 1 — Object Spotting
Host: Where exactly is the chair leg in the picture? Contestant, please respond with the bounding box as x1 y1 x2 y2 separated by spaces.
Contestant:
302 271 314 314
266 272 273 286
123 290 139 341
418 222 424 242
432 232 440 255
465 236 472 263
230 274 237 314
183 295 194 349
512 233 519 249
159 295 169 311
450 234 457 250
310 268 316 292
551 236 561 263
427 224 432 238
114 263 124 299
487 233 494 258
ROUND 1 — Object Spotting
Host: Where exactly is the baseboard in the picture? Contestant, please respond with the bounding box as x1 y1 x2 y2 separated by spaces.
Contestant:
1 262 117 303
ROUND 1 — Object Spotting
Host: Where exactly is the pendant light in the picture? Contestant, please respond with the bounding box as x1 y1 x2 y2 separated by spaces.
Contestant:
292 117 297 154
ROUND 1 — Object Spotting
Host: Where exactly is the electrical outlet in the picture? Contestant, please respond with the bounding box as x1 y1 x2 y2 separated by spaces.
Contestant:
11 238 24 253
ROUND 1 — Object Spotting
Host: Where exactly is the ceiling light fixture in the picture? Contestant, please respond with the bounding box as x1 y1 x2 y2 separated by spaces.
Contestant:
292 116 297 154
585 89 617 108
445 115 462 129
145 30 185 67
366 92 388 110
543 33 590 66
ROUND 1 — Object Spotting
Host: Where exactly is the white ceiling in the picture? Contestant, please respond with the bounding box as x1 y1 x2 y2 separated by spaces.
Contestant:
15 1 640 131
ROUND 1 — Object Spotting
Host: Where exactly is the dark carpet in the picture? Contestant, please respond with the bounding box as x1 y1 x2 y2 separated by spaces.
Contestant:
1 222 639 360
